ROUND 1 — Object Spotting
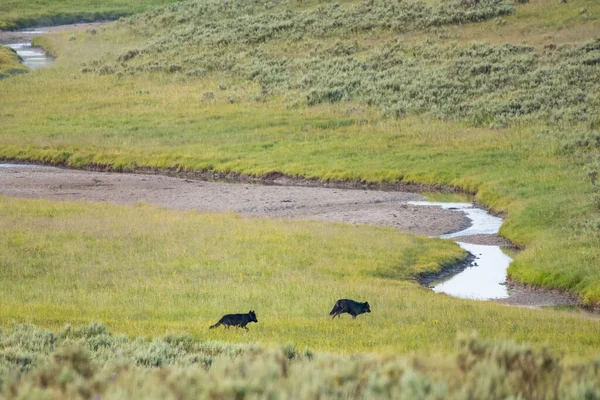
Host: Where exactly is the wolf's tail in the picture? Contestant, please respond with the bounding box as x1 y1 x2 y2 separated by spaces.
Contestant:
209 322 220 329
329 302 341 316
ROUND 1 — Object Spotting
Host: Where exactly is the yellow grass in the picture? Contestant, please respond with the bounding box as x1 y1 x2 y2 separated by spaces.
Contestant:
1 196 599 358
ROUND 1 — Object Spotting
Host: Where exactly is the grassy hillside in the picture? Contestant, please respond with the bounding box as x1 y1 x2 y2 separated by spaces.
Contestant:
0 46 27 78
0 0 178 30
1 196 600 358
94 0 597 127
1 323 599 399
1 0 599 304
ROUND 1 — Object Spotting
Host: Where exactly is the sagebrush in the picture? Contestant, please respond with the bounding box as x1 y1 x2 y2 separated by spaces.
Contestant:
1 324 599 399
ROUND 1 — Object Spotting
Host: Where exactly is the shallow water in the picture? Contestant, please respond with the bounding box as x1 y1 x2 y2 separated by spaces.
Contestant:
1 29 54 70
408 201 511 300
432 242 511 299
7 42 53 70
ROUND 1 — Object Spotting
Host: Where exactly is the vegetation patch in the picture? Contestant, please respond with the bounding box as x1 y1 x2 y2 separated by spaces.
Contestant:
0 0 178 30
0 45 27 79
1 1 600 305
0 323 599 399
1 196 600 357
85 0 599 127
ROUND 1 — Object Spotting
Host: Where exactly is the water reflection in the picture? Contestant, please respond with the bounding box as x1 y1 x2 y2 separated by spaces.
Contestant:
1 28 54 70
408 201 510 300
7 42 53 70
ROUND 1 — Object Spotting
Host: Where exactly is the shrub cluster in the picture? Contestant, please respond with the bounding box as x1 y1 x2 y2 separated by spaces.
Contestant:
1 324 599 399
120 0 513 43
85 0 600 127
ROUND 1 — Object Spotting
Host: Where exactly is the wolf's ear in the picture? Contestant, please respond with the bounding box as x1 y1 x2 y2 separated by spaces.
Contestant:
249 310 253 314
365 302 370 306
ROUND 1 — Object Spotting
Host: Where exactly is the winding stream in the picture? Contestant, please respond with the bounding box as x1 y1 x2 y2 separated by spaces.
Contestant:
408 202 510 300
0 163 512 301
0 27 514 303
0 29 54 70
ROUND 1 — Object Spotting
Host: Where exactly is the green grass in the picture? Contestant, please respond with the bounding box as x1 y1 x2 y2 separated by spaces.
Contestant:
1 46 599 303
0 45 27 78
0 0 599 347
0 0 178 30
1 196 600 358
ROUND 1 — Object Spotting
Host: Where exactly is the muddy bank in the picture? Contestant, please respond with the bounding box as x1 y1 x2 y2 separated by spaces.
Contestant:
0 164 469 237
494 279 593 312
419 253 477 287
449 233 513 247
0 163 583 309
2 158 471 195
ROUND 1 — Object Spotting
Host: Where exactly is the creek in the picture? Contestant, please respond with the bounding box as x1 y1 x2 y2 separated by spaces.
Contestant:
408 202 511 300
0 29 54 70
0 26 513 303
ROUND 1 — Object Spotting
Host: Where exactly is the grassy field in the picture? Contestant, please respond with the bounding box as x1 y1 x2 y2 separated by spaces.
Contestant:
1 323 599 399
1 0 600 395
0 46 27 78
0 0 177 30
1 0 600 303
1 196 600 359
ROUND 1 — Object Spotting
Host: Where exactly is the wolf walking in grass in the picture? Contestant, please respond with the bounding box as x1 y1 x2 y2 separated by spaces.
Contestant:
209 310 258 330
329 299 371 319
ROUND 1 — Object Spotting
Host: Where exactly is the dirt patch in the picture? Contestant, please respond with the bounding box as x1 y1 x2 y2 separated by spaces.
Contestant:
0 165 469 237
493 280 599 315
75 162 472 195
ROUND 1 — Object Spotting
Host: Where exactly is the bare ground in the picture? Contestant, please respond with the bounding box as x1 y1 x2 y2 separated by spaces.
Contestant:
0 164 581 309
0 165 470 237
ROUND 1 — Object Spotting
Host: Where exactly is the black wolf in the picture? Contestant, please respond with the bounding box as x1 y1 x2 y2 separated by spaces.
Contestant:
329 299 371 319
209 310 258 330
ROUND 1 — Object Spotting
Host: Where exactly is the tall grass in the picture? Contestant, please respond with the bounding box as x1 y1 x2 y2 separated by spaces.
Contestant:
1 323 599 399
1 196 600 357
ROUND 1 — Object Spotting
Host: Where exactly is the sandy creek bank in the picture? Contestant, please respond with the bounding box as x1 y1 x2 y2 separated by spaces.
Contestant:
0 164 581 310
0 164 467 237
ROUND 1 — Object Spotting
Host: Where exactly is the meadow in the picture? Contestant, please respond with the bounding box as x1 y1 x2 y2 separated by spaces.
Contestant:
3 195 600 358
1 0 600 395
1 0 600 304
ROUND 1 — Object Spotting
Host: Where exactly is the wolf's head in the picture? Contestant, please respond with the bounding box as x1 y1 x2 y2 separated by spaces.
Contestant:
363 302 371 313
249 310 258 323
